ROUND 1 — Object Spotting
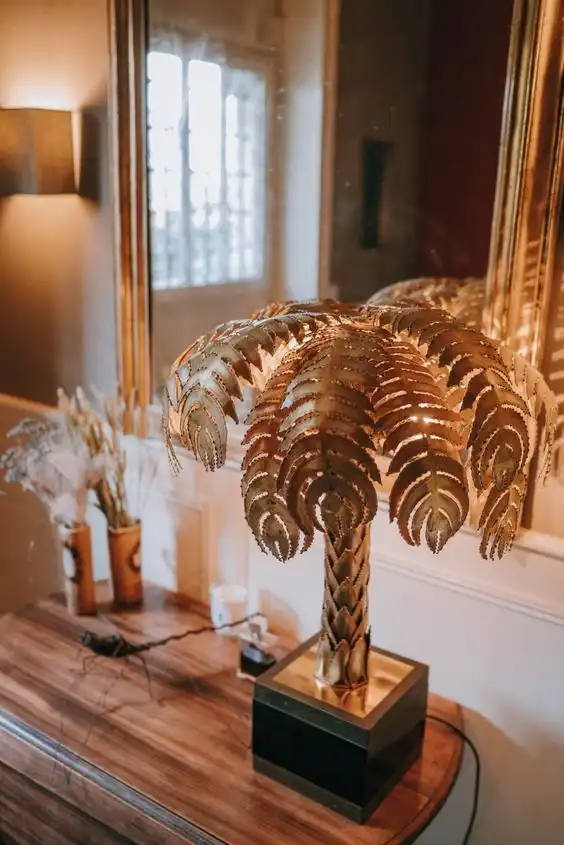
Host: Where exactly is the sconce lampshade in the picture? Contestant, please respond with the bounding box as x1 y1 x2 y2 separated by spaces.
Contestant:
0 108 75 195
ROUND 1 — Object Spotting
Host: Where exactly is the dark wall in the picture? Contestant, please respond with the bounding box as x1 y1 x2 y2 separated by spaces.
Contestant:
414 0 515 278
330 0 431 302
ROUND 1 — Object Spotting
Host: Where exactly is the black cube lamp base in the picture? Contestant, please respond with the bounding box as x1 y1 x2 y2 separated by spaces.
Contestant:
252 634 429 823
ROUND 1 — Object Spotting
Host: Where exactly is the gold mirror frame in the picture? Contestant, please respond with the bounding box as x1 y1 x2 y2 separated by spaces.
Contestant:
485 0 564 368
108 0 151 427
108 0 563 424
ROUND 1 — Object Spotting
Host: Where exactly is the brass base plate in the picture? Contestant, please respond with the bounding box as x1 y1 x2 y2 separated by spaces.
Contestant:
273 644 415 720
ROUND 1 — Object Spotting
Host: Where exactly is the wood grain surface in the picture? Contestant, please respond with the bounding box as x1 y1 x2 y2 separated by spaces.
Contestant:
0 759 130 845
0 586 464 845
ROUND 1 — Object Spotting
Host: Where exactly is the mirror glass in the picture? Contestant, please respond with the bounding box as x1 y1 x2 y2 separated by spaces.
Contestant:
147 0 515 398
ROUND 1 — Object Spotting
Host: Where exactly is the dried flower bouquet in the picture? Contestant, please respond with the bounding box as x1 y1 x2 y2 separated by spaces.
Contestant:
0 416 108 528
57 386 137 530
57 385 155 607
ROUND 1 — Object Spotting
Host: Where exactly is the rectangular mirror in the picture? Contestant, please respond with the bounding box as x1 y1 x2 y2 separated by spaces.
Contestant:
108 0 531 415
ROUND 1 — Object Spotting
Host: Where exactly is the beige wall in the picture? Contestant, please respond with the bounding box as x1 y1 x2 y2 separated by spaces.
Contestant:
0 0 116 405
330 0 431 302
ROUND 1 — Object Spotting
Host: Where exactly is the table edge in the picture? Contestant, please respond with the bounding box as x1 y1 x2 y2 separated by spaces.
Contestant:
0 708 227 845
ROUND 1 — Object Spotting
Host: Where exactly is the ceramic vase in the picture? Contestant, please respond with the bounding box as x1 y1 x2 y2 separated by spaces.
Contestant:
62 523 96 616
107 520 143 607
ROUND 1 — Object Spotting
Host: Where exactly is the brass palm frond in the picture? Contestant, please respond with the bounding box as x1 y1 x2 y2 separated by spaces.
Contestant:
241 343 319 561
369 275 556 485
163 310 337 473
498 344 557 484
478 471 527 560
251 299 359 320
164 298 555 689
368 276 485 330
365 302 534 534
277 329 383 538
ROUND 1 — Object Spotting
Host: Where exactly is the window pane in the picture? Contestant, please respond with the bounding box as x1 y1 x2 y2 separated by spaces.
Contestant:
223 67 267 282
190 172 206 209
187 56 222 295
227 176 240 211
244 214 254 243
188 60 222 174
243 176 254 210
148 47 267 290
229 212 240 246
192 208 206 228
147 50 183 288
226 94 238 136
191 257 206 286
208 244 222 284
244 141 254 174
148 52 183 126
228 252 240 280
226 135 239 176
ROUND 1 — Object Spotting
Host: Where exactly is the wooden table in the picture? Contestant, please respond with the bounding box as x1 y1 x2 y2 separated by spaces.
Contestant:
0 586 463 845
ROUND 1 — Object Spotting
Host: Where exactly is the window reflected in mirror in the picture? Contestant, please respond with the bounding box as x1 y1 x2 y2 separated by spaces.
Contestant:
147 49 267 290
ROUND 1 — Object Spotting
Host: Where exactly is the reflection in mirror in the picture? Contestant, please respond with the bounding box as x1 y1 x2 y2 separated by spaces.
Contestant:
147 0 514 399
329 0 514 304
540 200 564 480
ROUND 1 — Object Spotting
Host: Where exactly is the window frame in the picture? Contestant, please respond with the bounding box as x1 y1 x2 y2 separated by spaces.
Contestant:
147 31 277 299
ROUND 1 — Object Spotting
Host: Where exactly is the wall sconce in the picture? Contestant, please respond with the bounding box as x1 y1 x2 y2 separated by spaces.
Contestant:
0 108 76 196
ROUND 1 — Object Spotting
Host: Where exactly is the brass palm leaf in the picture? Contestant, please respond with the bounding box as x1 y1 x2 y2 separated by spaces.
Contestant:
498 344 557 484
369 276 476 308
165 311 336 473
252 299 358 320
365 334 468 552
454 280 486 329
241 344 319 561
368 303 531 497
478 471 528 559
276 326 383 540
368 276 485 329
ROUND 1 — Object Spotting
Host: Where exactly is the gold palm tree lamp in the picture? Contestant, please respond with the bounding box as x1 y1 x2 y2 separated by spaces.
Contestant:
163 298 555 821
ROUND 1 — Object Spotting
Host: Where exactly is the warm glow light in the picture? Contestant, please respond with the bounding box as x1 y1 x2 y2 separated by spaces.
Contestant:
2 89 76 111
71 110 81 190
2 194 85 226
0 108 76 196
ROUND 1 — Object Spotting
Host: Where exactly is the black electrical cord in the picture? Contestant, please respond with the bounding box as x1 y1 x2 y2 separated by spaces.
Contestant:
80 613 260 658
427 714 481 845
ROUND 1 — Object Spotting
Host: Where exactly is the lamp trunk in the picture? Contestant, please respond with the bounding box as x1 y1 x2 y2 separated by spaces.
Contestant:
315 524 371 688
